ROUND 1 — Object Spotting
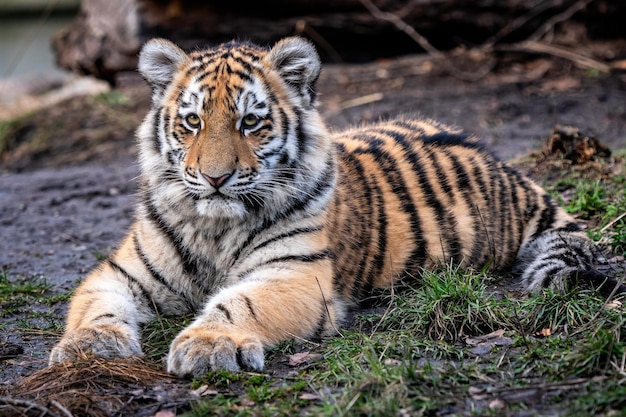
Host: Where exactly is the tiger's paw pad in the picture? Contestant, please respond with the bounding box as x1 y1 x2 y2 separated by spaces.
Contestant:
49 326 142 365
166 330 264 378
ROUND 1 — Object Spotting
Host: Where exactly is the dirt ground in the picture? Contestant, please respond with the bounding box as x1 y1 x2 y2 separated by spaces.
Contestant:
1 39 626 414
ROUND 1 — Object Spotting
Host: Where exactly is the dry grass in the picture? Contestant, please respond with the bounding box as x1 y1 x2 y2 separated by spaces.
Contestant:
0 358 186 417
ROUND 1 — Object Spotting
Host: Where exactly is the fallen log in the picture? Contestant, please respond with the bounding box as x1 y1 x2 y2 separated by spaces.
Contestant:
51 0 626 83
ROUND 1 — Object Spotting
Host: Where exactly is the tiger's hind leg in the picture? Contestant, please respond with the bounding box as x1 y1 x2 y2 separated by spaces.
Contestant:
513 229 626 296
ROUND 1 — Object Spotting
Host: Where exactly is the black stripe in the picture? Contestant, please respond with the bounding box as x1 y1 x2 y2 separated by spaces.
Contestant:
142 194 198 276
215 304 233 323
238 250 333 280
350 151 381 300
366 175 388 297
278 107 291 162
540 265 565 288
311 311 327 340
275 156 335 216
555 223 582 233
445 151 484 264
251 226 323 253
294 108 308 160
231 69 253 82
92 313 115 321
467 156 494 263
344 135 429 273
421 131 482 151
421 145 460 262
531 194 558 240
243 295 258 321
107 259 161 314
501 165 525 251
332 145 374 298
374 130 439 268
133 233 195 311
232 55 256 73
152 108 163 152
142 196 218 294
263 250 333 265
497 164 514 263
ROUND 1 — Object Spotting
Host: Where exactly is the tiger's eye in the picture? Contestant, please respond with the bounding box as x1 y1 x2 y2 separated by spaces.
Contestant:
185 114 201 128
242 114 259 128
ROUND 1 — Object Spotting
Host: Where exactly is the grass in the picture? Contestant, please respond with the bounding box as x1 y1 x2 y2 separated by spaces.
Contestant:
0 113 32 155
549 171 626 255
3 154 625 416
0 270 69 331
134 265 624 417
0 270 52 316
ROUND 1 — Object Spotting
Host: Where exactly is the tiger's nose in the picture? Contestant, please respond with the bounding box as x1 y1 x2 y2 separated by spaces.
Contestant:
202 172 233 189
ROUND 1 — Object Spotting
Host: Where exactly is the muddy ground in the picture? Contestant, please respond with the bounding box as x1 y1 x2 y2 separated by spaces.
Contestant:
1 41 626 414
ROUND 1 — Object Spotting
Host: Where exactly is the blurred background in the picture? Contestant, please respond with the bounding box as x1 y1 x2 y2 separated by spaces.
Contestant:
1 0 625 169
0 0 77 80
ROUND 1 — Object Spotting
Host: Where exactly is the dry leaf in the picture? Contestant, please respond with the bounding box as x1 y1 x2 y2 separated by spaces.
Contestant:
153 411 175 417
540 76 581 92
611 60 626 71
488 398 506 410
468 386 489 400
288 352 323 367
536 328 552 337
466 329 505 345
299 393 321 401
191 384 219 397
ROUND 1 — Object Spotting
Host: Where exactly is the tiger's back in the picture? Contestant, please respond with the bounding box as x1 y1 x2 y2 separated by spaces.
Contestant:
330 117 586 299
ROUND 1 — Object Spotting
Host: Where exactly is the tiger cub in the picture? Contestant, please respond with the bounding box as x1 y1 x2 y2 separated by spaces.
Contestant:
49 36 622 377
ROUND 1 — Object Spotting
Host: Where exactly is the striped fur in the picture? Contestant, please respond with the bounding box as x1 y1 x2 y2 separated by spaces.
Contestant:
49 37 621 377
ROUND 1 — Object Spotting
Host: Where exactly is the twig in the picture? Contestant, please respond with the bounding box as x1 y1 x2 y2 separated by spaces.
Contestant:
0 396 64 417
600 212 626 234
500 41 610 73
483 0 562 48
492 377 591 394
339 93 384 110
50 400 74 417
358 0 497 81
295 20 343 63
358 0 442 58
360 0 610 81
282 330 321 347
528 0 595 42
315 276 343 337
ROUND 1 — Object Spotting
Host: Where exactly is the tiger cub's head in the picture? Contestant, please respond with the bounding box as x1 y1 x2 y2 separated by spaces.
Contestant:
137 37 332 219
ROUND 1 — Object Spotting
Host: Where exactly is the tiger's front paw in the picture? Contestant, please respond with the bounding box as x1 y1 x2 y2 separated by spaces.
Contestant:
166 327 264 378
49 325 143 365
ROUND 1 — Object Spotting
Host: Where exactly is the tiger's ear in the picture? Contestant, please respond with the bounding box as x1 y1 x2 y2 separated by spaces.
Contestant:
138 38 188 97
266 37 321 107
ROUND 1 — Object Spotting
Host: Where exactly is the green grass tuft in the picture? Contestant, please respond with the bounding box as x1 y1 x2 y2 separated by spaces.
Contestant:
133 261 626 416
551 174 626 255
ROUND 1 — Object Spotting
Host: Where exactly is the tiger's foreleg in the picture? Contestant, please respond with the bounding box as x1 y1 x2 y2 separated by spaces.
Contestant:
166 267 344 378
49 237 156 364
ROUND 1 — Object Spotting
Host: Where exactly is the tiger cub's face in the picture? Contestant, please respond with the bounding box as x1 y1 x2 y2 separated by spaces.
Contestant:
138 37 323 218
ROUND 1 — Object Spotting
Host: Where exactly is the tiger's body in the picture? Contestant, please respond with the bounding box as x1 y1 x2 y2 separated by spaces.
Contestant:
49 37 620 377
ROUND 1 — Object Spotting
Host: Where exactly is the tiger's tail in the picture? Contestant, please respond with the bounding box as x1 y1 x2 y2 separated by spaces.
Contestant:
514 229 626 297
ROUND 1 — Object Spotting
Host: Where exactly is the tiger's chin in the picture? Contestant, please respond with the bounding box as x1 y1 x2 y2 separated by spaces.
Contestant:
195 197 248 219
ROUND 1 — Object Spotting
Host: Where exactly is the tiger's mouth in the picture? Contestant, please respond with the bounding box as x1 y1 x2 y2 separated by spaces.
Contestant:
192 192 248 218
189 188 234 200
